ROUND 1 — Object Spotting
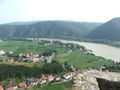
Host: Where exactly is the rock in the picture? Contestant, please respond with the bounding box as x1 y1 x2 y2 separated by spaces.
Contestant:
73 69 120 90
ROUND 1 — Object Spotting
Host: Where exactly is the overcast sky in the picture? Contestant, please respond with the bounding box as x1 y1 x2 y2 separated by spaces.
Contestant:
0 0 120 24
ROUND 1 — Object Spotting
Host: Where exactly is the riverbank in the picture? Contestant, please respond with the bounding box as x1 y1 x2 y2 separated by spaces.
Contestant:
27 38 120 62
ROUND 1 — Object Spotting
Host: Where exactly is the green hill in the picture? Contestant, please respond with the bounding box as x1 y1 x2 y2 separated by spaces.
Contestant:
86 17 120 41
0 21 101 39
4 21 39 25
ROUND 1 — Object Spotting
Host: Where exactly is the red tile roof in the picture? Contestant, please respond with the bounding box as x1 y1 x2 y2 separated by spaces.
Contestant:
47 75 54 79
18 82 26 87
0 86 3 90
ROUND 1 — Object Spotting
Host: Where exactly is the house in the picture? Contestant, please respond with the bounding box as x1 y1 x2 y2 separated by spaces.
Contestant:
38 75 47 84
0 50 5 55
5 83 18 90
63 73 73 79
18 82 26 88
55 76 61 81
27 78 38 86
35 78 47 85
47 75 55 82
46 53 55 63
5 51 13 54
28 57 39 63
39 78 47 84
70 65 77 71
5 58 14 62
0 86 3 90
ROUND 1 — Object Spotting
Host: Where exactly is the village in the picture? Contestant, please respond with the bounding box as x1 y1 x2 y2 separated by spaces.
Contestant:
0 49 56 63
0 60 78 90
0 48 79 90
0 40 110 90
0 63 107 90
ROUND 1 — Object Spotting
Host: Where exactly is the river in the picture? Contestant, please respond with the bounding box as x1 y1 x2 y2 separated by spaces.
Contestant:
36 38 120 62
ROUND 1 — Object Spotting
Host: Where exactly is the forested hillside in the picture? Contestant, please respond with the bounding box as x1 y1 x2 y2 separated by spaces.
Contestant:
86 17 120 41
0 21 101 39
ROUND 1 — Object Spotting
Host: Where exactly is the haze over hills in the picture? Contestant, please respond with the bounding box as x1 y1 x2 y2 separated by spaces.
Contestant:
4 21 39 25
86 17 120 41
0 21 102 39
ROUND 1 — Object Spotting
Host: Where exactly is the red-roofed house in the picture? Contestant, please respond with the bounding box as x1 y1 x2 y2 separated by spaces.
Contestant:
5 83 18 90
47 75 55 82
18 82 26 88
0 86 3 90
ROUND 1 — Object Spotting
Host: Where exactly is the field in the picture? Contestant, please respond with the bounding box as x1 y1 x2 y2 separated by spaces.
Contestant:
0 40 115 68
0 41 68 55
55 51 115 68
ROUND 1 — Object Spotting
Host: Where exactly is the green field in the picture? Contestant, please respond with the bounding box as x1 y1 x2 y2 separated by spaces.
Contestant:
55 50 115 68
0 41 115 69
0 41 68 55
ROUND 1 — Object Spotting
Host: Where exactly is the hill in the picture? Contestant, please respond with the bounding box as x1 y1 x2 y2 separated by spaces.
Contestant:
86 17 120 41
4 21 39 25
0 21 101 39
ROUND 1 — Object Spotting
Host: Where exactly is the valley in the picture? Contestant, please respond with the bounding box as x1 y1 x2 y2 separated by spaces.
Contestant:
0 40 118 90
28 38 120 62
1 17 120 90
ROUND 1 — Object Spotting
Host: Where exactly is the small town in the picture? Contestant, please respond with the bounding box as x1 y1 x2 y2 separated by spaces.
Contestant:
0 40 117 90
0 71 77 90
0 49 56 63
0 44 79 90
0 48 107 90
0 49 79 90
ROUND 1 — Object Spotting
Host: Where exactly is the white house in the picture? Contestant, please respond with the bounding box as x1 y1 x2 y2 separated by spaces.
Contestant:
63 73 72 79
0 50 5 55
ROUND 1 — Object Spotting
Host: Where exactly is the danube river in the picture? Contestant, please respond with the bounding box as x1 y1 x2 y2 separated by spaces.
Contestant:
37 38 120 62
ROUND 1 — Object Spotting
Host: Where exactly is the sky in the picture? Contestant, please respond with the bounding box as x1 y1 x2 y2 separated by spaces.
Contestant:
0 0 120 24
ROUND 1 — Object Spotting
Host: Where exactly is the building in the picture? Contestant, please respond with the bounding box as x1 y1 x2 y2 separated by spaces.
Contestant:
0 50 5 55
47 75 55 82
27 78 38 86
18 82 26 88
55 76 61 81
63 73 72 79
5 58 14 62
0 86 3 90
5 83 18 90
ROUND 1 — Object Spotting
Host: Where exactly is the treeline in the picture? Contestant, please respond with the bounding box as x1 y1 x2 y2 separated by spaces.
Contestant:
39 40 86 51
105 62 120 72
1 38 33 42
3 38 120 48
0 61 64 81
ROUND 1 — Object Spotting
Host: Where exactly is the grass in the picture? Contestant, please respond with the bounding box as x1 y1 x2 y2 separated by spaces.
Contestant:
0 41 68 56
55 50 115 68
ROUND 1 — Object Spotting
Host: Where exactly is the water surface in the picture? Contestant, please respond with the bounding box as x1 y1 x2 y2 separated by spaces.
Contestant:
39 38 120 62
